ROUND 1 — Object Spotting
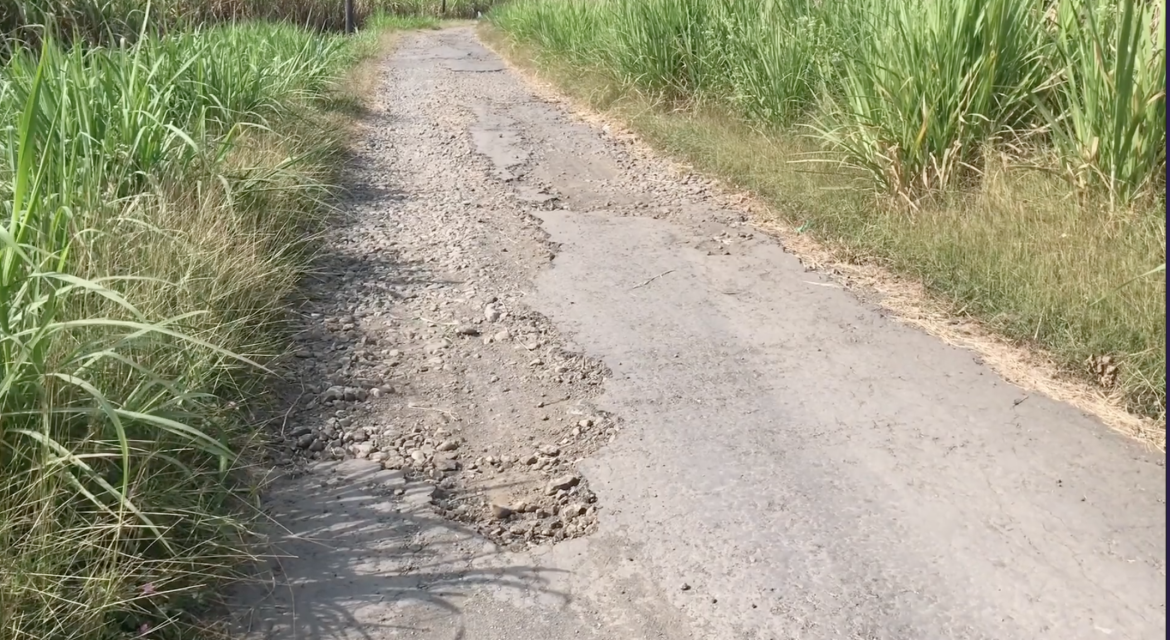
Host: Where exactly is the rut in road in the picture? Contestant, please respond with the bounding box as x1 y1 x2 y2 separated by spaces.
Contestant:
228 26 1166 640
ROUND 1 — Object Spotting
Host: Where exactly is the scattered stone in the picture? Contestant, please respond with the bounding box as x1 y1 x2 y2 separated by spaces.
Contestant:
262 72 621 550
563 503 586 519
546 474 580 495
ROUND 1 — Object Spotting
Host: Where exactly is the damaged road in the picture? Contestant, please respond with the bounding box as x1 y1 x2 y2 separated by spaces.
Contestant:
228 27 1166 640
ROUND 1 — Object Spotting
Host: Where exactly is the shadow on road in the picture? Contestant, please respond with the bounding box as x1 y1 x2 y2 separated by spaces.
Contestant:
229 461 569 640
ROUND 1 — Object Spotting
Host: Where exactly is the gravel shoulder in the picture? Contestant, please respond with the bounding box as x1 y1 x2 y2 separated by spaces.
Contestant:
228 26 1166 640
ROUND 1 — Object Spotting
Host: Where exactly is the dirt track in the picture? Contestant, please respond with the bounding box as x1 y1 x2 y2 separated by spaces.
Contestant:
228 26 1166 640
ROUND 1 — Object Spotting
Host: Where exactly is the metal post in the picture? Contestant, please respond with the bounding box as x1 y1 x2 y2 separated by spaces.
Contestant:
345 0 355 33
441 0 447 15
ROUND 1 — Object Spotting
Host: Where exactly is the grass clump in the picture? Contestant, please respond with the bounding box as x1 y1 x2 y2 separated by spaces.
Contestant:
0 18 375 640
487 0 1166 428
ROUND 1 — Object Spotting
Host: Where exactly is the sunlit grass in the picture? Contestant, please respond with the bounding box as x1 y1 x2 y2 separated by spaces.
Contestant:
0 18 373 640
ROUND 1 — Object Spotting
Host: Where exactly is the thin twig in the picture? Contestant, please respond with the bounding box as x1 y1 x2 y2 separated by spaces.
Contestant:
629 269 675 291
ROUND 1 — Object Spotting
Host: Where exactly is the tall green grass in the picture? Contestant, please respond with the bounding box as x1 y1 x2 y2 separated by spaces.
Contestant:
1038 0 1166 206
1 0 494 51
817 0 1050 197
0 21 360 639
492 0 1165 203
489 0 1167 425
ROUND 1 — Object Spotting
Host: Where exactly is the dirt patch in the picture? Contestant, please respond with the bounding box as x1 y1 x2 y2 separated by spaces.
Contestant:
263 30 620 551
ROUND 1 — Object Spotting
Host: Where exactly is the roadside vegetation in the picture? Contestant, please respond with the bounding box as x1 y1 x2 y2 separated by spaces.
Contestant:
0 3 480 639
486 0 1166 432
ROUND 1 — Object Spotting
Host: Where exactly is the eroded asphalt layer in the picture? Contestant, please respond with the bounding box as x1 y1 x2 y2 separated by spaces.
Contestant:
228 27 1166 640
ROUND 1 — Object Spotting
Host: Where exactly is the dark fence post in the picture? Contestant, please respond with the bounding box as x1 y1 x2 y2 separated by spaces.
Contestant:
345 0 355 33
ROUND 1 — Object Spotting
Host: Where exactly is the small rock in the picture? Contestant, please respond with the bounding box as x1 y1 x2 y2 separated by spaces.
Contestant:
321 386 344 402
539 444 560 457
523 454 539 465
296 433 317 449
424 338 452 354
493 329 510 342
563 503 586 519
309 439 326 452
490 504 513 520
289 426 312 439
484 305 502 322
350 427 368 442
546 474 580 495
437 439 460 452
436 459 459 472
456 324 480 336
681 583 691 592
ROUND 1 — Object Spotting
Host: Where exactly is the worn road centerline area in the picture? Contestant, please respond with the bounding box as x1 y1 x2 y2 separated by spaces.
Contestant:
229 26 1165 640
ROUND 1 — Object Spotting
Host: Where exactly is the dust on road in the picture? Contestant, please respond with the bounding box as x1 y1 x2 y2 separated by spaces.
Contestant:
228 27 1166 640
